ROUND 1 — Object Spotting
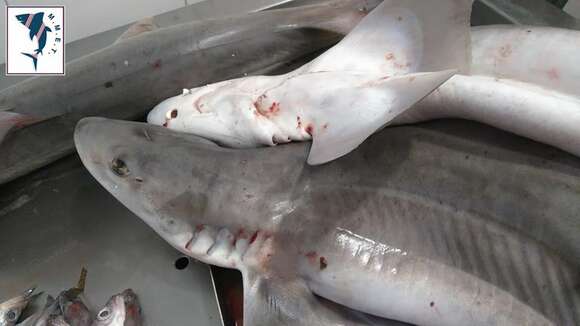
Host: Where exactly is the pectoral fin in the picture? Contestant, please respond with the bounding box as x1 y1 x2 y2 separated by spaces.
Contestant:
307 69 456 165
242 273 392 325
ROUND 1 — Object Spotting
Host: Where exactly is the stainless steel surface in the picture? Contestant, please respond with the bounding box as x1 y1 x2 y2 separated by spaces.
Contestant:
474 0 580 28
256 0 580 28
0 156 222 326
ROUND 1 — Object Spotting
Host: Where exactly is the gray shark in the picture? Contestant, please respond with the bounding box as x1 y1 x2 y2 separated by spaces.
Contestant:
74 117 580 325
0 0 377 185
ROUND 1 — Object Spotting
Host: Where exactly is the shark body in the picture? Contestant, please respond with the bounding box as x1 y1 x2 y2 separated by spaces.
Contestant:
148 0 470 164
75 117 580 325
149 0 580 166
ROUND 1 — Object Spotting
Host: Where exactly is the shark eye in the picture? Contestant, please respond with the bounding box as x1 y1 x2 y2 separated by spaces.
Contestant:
166 109 178 120
6 310 17 321
97 307 111 320
111 158 130 177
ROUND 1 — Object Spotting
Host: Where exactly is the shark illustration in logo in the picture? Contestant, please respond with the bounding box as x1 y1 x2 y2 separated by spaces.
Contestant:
16 12 52 70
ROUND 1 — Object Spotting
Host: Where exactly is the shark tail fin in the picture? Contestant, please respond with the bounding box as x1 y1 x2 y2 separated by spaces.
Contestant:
305 69 456 165
21 52 38 70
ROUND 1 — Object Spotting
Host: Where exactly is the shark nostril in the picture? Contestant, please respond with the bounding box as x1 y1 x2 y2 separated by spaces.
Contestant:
111 158 130 177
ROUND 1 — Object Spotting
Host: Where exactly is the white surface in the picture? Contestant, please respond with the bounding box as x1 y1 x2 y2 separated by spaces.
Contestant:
5 7 65 75
565 0 580 18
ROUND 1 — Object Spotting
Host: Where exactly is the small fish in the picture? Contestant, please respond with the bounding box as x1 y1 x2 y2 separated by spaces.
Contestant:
17 295 59 326
118 290 141 326
0 287 36 326
15 13 52 70
58 268 92 326
18 269 91 326
91 290 141 326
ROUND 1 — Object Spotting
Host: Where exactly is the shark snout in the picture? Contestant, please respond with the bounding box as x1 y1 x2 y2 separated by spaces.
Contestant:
74 117 113 170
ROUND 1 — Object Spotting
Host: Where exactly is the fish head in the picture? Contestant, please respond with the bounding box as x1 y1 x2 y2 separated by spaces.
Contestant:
120 289 142 326
59 294 91 326
147 79 278 148
93 294 125 326
0 287 35 325
74 118 305 257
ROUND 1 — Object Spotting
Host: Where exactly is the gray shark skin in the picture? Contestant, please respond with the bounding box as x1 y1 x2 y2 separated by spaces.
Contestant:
0 0 376 185
75 117 580 326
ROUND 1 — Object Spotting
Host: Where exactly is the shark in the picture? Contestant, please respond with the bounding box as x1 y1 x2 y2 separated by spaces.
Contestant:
147 0 470 165
74 117 580 326
394 25 580 161
0 0 378 185
148 0 580 166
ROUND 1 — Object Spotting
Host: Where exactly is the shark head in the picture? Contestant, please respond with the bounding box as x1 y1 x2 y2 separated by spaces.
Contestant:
74 118 305 261
147 78 282 149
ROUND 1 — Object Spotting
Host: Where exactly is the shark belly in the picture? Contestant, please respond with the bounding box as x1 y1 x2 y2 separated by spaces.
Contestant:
292 188 579 325
406 75 580 159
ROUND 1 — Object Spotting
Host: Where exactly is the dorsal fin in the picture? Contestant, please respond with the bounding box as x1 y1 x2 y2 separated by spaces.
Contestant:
115 17 158 43
303 0 473 75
